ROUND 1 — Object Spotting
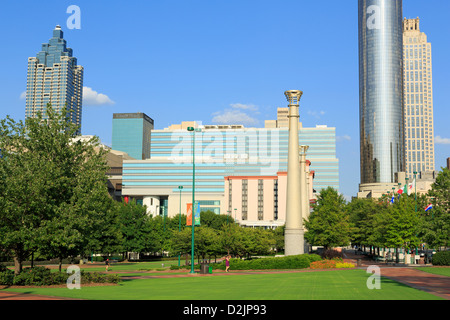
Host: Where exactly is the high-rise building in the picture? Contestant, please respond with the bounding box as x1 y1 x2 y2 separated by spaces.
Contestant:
121 118 339 224
358 0 405 194
403 17 435 179
26 25 84 133
112 113 154 160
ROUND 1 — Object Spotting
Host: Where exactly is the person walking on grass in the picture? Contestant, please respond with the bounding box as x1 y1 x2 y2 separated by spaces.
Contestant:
105 258 110 272
225 255 230 273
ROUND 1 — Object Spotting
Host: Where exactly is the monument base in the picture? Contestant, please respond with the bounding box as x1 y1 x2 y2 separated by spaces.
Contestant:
284 228 305 256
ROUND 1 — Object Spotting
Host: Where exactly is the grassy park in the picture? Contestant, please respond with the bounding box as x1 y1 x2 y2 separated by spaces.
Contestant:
1 262 446 300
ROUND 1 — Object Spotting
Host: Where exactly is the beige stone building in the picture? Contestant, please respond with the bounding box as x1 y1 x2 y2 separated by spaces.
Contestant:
224 161 316 228
403 17 435 179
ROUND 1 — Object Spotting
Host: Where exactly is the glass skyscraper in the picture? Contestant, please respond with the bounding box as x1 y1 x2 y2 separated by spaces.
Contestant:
26 25 84 133
112 113 154 160
358 0 405 185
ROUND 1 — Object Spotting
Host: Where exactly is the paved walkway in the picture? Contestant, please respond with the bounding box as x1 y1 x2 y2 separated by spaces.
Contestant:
1 253 449 300
0 290 81 300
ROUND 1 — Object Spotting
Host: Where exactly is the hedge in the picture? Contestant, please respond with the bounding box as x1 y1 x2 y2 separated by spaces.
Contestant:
0 266 120 286
171 254 322 271
432 251 450 266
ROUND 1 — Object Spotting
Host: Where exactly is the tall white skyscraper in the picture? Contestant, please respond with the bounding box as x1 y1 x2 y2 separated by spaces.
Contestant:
26 25 84 134
403 18 435 178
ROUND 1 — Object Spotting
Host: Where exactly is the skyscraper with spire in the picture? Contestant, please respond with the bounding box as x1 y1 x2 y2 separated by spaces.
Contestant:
25 25 84 134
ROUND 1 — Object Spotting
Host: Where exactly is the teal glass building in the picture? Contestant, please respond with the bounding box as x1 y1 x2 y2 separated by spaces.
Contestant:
26 25 83 134
121 125 339 219
112 113 154 160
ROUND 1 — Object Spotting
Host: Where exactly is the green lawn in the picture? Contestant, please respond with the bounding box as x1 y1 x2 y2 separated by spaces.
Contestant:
1 269 443 300
416 267 450 277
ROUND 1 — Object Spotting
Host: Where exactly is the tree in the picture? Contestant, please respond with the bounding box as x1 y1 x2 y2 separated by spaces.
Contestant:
0 106 118 273
115 199 149 260
347 197 389 251
381 195 420 262
304 187 351 249
422 168 450 249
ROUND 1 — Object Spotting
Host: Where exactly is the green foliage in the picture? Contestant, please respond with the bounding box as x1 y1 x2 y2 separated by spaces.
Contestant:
422 168 450 249
0 106 120 273
213 254 321 270
431 251 450 266
0 266 120 286
304 187 351 249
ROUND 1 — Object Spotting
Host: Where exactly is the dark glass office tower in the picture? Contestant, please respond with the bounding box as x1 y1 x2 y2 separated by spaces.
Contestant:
359 0 405 185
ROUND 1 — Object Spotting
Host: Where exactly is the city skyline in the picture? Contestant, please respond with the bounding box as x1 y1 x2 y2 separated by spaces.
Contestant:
0 1 449 200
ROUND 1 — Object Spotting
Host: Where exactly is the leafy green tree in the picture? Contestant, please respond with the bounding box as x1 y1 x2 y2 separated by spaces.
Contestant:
304 187 351 249
347 197 389 250
422 168 450 249
0 106 119 273
116 199 151 260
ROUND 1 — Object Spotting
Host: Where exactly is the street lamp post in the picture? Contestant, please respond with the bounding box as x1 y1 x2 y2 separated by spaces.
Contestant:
178 185 183 267
187 126 201 273
413 171 417 213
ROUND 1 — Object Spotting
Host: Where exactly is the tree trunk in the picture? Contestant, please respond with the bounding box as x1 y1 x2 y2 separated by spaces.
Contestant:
59 258 63 272
13 256 22 275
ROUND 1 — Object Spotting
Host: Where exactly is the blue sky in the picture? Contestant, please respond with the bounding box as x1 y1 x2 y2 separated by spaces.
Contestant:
0 0 449 199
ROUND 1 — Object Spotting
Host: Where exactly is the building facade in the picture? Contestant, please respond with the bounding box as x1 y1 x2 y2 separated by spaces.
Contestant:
121 120 338 227
26 25 83 133
358 0 405 188
112 113 154 160
224 160 315 228
403 17 435 179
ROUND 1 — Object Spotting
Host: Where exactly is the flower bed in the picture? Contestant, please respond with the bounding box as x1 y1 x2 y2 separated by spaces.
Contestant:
310 260 355 269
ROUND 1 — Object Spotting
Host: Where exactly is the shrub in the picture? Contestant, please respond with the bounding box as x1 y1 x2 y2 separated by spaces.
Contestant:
213 254 322 271
432 251 450 266
321 249 344 260
0 267 120 286
310 260 337 269
0 272 14 286
335 262 355 268
13 267 56 286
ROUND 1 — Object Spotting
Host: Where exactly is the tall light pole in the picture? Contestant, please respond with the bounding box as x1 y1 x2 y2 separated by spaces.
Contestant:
178 185 183 267
284 90 304 256
413 171 417 213
187 126 201 273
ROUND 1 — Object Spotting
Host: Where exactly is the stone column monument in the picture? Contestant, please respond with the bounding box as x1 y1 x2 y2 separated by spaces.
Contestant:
299 145 309 253
284 90 304 256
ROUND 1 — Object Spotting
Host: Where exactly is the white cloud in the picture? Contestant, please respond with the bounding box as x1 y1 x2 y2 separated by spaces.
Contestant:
20 91 26 100
212 110 259 126
83 87 115 106
336 135 351 142
212 103 260 126
229 103 259 112
307 110 326 119
435 136 450 145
